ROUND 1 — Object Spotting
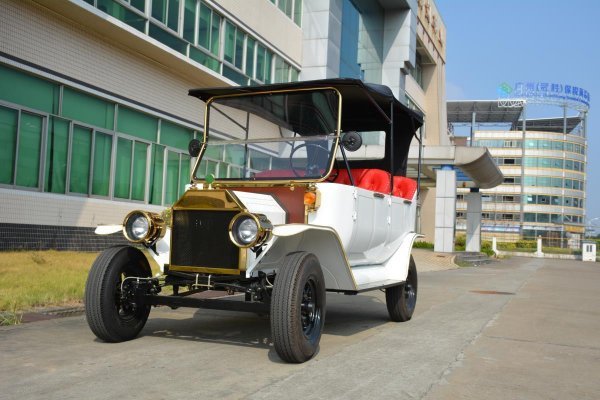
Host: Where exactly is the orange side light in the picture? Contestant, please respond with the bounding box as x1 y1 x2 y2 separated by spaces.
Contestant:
304 191 317 206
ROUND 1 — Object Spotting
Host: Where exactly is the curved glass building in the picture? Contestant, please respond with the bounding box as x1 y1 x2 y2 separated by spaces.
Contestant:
450 101 587 246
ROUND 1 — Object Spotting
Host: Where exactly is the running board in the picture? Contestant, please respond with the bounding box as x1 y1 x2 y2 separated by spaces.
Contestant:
327 279 403 295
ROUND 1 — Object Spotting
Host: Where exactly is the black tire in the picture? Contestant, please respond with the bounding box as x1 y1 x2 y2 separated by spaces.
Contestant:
271 252 326 363
85 246 152 342
386 255 418 322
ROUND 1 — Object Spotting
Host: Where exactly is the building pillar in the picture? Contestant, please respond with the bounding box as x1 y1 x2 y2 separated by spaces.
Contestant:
434 167 456 253
466 188 482 252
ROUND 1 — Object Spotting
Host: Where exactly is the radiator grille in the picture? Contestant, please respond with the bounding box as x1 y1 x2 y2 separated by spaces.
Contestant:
171 210 240 269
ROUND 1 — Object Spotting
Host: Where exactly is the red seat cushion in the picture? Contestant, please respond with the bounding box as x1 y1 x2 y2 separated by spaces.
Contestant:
357 169 391 193
332 168 390 193
393 176 417 200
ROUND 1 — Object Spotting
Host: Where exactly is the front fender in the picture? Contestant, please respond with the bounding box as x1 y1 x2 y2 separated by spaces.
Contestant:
252 224 357 291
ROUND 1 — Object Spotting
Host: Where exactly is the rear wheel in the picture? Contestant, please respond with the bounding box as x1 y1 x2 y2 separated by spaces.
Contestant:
85 246 152 342
271 252 326 363
386 255 417 322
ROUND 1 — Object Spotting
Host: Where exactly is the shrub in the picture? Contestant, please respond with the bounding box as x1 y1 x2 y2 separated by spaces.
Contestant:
413 241 434 249
515 240 537 249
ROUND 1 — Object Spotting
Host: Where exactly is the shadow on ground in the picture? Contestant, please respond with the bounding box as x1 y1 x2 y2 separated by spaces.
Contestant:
142 292 391 351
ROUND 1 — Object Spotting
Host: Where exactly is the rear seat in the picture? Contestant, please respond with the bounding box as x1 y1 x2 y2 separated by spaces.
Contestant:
332 168 416 200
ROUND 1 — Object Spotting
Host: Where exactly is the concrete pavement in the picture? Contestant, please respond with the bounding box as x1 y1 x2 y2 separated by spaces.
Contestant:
1 256 599 399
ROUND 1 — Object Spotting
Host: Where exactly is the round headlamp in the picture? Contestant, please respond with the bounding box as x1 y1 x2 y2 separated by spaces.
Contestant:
123 211 165 244
229 213 272 248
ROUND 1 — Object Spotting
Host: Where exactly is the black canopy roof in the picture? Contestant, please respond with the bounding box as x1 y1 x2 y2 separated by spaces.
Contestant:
189 78 423 131
189 78 424 175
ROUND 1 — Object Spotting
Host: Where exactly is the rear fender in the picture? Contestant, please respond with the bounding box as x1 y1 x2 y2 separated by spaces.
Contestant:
251 224 357 291
382 232 423 281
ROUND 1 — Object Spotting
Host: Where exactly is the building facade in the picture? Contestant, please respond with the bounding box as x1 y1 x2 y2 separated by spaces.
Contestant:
2 0 448 250
454 112 587 247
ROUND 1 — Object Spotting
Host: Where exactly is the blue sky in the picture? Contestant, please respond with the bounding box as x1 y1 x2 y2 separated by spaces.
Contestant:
436 0 600 226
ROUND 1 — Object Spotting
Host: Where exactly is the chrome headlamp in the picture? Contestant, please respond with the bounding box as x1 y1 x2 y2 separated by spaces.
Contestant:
229 212 273 248
123 211 166 245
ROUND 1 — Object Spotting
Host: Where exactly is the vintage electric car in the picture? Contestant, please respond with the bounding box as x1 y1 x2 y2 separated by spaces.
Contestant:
85 78 424 363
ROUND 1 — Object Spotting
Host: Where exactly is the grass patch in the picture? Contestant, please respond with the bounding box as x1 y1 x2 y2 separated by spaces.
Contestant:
0 249 160 314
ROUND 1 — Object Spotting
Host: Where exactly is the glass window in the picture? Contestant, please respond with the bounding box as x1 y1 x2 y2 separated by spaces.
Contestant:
179 154 191 194
167 0 180 31
15 113 43 188
565 159 573 170
152 0 179 31
45 117 70 193
198 1 211 49
538 177 551 187
524 213 536 222
97 0 146 32
117 106 158 142
160 120 193 150
69 126 93 194
132 141 149 201
165 151 180 204
235 30 245 70
62 88 115 130
256 44 266 82
0 64 59 115
129 0 146 12
210 10 221 56
224 21 236 64
264 50 273 83
198 1 221 56
290 68 299 82
114 138 133 199
152 0 166 21
183 0 196 42
274 57 290 83
149 144 165 205
0 106 18 185
189 46 221 72
293 0 302 25
537 213 549 223
149 23 187 53
92 132 112 196
246 37 256 78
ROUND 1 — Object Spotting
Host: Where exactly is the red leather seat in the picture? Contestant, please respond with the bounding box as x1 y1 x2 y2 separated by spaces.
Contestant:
358 169 391 193
393 176 417 200
331 168 390 193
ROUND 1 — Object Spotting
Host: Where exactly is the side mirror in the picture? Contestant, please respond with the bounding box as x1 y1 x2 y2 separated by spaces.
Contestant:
188 139 202 157
341 131 362 152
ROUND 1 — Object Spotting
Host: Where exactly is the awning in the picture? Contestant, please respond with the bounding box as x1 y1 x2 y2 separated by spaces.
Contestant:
408 145 504 189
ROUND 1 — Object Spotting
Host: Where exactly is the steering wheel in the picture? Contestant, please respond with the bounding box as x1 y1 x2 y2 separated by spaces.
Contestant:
289 142 330 178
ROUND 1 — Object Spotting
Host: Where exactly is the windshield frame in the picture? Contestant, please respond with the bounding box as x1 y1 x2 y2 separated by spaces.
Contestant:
191 87 343 185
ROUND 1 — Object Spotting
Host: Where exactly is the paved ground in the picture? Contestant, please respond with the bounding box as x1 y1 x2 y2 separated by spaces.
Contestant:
1 256 599 400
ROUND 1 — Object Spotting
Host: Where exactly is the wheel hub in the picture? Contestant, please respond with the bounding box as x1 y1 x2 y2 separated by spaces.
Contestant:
301 280 317 335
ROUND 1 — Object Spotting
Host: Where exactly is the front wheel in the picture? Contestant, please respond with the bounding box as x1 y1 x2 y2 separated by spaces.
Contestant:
271 252 326 363
386 255 418 322
85 246 152 342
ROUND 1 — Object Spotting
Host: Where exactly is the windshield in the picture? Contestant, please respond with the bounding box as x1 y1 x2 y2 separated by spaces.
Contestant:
193 89 340 181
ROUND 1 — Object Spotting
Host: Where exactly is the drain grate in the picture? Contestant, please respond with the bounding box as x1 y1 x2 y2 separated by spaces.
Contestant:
470 290 515 295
